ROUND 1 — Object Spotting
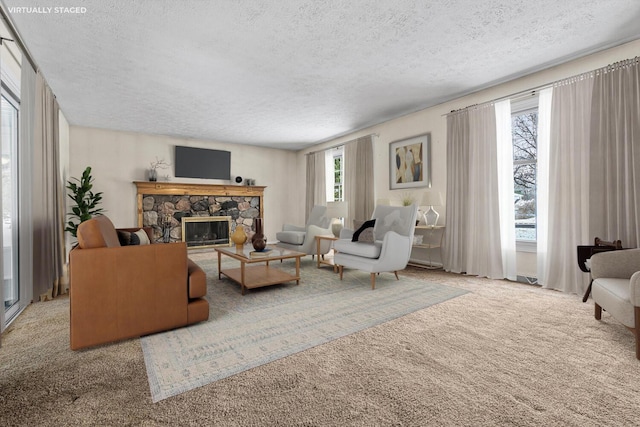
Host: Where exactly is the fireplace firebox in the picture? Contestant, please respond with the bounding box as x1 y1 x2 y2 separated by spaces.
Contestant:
182 216 232 248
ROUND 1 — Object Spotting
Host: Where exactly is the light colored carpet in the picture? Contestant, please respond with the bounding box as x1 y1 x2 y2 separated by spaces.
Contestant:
1 255 640 426
142 256 467 402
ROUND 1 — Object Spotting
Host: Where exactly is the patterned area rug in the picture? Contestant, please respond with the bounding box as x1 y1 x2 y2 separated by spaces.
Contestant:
141 255 467 402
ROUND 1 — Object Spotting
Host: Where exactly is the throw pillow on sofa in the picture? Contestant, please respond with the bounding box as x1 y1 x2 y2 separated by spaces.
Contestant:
117 229 151 246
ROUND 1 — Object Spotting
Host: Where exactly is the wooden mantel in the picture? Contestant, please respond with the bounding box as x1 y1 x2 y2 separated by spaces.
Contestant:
134 181 266 227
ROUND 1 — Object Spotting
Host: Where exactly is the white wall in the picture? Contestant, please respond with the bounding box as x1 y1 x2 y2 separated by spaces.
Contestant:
67 39 640 275
297 39 640 277
68 127 299 243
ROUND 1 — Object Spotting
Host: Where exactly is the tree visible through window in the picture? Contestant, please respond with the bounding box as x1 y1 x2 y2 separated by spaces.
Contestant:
512 109 537 241
333 149 343 201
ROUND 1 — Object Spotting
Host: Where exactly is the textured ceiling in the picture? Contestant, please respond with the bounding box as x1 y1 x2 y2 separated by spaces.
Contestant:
4 0 640 150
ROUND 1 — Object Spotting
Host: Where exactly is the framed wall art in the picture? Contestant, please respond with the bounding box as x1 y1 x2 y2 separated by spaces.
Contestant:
389 133 431 189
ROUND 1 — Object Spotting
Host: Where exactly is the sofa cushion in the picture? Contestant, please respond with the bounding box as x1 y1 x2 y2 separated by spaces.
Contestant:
276 230 306 245
334 239 382 259
77 215 121 249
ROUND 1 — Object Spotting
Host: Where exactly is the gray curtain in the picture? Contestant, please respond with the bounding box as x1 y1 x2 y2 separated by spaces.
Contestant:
538 79 593 293
19 58 36 309
305 151 326 222
33 72 65 301
589 57 640 249
443 105 512 279
344 136 374 229
443 110 469 273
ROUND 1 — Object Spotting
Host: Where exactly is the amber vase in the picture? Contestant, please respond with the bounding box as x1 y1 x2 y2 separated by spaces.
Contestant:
251 218 267 251
230 225 247 248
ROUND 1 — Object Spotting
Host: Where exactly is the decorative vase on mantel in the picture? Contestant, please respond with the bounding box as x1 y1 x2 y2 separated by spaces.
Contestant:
230 225 247 248
251 218 267 251
148 168 158 182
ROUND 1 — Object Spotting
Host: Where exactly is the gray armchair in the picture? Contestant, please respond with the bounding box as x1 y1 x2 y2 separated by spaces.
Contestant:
334 204 417 289
590 248 640 359
275 205 333 257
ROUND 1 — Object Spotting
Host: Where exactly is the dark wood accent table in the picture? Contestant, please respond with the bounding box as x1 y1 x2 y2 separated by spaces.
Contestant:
578 238 623 302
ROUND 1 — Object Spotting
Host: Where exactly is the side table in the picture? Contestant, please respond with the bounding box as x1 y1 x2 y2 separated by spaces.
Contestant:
409 225 445 269
316 235 338 272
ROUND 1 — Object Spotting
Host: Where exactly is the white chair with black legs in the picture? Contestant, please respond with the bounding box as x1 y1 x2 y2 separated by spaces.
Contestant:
334 204 417 289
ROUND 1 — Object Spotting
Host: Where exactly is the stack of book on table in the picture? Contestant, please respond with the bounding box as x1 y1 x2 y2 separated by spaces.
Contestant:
250 248 272 258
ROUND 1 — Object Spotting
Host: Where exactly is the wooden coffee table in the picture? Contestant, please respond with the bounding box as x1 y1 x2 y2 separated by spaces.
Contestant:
216 245 305 295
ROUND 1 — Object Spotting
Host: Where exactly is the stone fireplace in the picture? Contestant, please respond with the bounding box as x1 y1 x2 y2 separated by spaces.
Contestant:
134 182 265 244
182 216 232 248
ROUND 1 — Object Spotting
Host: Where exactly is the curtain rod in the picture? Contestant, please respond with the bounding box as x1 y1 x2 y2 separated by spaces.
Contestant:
444 84 553 116
0 5 38 72
444 56 639 116
305 133 379 156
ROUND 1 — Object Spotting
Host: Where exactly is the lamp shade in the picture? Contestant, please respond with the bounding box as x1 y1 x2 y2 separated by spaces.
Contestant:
421 191 444 207
326 201 348 218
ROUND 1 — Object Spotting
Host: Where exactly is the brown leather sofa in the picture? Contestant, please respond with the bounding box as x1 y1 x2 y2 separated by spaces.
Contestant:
69 215 209 350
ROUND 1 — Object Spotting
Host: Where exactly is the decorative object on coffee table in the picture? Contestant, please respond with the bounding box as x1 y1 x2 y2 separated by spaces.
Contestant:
252 218 267 251
230 225 247 248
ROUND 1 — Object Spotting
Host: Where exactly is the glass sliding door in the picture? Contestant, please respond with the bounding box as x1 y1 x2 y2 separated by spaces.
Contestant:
2 92 19 321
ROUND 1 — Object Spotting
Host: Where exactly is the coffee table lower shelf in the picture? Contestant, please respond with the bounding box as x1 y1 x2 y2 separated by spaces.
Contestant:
220 265 300 295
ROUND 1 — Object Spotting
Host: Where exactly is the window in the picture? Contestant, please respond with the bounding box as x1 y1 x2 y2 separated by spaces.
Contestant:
2 90 20 321
332 146 344 201
512 97 538 244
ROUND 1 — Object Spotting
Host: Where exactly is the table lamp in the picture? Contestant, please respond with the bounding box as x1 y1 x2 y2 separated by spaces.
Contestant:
326 201 349 237
421 191 444 227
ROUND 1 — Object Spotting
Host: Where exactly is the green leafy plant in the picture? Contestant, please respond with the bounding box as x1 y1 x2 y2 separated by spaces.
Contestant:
65 166 104 237
401 192 415 206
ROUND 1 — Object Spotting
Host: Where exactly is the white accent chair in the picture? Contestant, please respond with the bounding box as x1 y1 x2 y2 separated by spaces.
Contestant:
275 205 333 257
334 204 417 289
590 248 640 359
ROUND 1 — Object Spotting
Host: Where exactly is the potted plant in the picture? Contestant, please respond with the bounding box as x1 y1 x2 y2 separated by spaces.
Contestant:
65 166 104 238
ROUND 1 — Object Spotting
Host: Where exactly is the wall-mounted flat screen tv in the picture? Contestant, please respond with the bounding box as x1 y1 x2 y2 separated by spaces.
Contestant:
174 146 231 180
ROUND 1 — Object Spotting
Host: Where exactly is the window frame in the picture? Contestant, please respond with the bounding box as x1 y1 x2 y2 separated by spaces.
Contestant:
511 96 539 252
1 84 21 321
332 146 344 202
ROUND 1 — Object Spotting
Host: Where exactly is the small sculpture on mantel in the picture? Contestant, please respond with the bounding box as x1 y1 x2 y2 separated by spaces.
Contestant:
149 157 170 182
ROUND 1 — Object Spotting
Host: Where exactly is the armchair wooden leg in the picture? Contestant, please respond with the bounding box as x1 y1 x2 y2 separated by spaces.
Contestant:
394 271 399 280
370 273 376 290
595 303 602 320
339 265 344 280
635 306 640 360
